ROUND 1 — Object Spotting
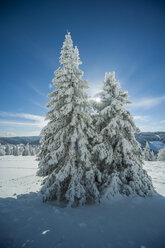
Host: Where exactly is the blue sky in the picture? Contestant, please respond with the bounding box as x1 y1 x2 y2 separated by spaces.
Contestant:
0 0 165 136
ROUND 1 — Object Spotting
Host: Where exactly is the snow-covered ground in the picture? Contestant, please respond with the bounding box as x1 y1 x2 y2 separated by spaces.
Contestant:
0 156 165 248
0 156 41 198
144 161 165 197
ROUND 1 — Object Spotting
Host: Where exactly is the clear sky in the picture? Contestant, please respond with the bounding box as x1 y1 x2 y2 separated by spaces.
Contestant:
0 0 165 136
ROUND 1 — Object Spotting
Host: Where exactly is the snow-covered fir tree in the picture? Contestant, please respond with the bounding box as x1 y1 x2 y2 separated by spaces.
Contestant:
5 144 12 155
92 72 153 198
37 32 101 206
22 144 31 156
0 143 39 156
34 145 40 155
157 148 165 161
0 144 5 156
13 145 19 156
143 142 150 161
143 142 155 161
29 145 35 156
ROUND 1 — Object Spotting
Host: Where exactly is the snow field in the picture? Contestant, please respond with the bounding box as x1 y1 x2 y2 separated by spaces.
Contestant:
0 156 42 198
0 156 165 248
144 161 165 197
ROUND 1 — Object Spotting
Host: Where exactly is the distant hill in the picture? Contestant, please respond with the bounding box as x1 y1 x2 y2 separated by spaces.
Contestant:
0 136 41 145
0 132 165 152
135 132 165 151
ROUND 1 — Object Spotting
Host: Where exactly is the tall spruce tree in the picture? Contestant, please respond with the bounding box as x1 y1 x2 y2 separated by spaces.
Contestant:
92 72 154 198
37 33 101 206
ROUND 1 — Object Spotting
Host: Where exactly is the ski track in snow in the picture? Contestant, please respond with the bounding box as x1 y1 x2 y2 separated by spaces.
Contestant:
0 156 165 248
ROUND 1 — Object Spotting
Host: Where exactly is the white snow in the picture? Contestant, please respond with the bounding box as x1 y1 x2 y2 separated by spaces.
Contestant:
0 156 165 248
144 161 165 197
0 156 42 198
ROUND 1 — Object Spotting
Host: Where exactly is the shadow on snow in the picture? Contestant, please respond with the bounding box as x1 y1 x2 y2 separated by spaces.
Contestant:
0 192 165 248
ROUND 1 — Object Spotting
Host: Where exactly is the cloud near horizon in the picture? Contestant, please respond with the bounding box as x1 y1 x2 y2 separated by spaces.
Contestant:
133 115 149 122
0 112 47 129
130 95 165 109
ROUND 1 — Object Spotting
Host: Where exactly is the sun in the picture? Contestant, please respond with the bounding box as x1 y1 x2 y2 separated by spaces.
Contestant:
94 97 101 103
